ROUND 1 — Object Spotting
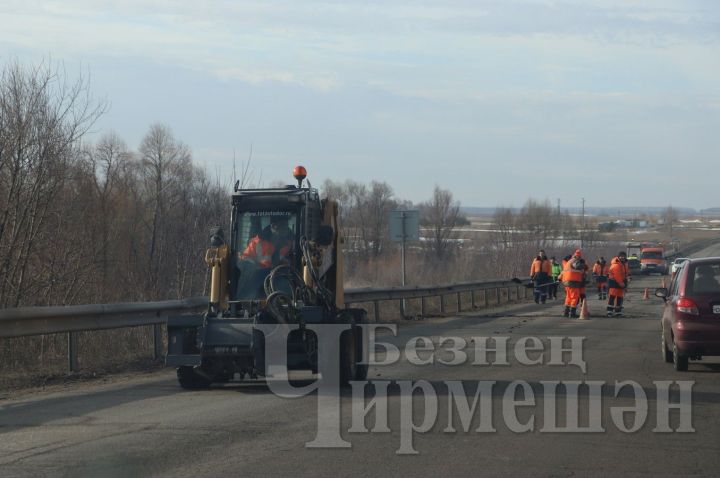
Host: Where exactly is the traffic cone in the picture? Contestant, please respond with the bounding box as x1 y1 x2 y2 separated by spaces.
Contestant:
579 299 590 320
643 288 649 300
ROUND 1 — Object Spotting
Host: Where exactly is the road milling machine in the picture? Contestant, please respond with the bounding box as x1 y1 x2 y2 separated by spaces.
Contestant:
166 166 368 388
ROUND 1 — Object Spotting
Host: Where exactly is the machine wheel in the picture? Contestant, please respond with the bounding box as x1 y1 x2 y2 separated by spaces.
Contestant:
672 343 688 371
353 326 369 381
340 330 358 387
662 332 673 363
177 366 212 389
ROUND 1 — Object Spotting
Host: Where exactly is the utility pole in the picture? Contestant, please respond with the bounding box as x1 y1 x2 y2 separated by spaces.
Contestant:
581 198 586 249
401 211 407 288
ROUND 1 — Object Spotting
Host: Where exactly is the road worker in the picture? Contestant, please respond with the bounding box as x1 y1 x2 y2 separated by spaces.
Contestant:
607 251 628 317
241 216 295 268
577 253 589 304
559 249 586 318
592 257 609 300
560 254 572 301
530 250 552 304
550 256 562 300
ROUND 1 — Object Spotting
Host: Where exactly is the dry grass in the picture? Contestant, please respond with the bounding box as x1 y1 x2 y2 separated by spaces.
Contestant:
2 231 707 390
0 326 164 391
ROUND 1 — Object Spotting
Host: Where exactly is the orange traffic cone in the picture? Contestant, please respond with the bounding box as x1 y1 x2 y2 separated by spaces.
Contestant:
643 288 649 300
579 299 590 320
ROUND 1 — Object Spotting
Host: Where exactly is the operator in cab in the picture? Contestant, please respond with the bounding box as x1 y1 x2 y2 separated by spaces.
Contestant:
241 216 294 268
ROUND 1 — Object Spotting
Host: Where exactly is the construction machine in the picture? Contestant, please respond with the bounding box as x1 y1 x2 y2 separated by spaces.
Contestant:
166 166 368 388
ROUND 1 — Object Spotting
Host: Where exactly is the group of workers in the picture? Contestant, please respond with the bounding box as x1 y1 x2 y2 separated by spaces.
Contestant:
530 249 630 318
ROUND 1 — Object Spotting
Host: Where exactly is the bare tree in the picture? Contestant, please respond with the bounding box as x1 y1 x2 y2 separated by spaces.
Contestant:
138 123 192 298
490 206 515 251
84 132 130 299
364 181 395 257
662 205 678 239
0 60 105 307
421 186 461 259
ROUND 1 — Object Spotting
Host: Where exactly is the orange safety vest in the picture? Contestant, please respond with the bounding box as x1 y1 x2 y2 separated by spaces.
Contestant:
242 236 275 268
530 258 552 276
593 262 609 278
608 257 627 289
561 258 586 288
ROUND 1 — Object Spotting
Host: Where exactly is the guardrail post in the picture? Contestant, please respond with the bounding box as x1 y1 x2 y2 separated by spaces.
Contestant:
456 292 462 312
496 288 500 305
373 301 380 323
153 324 163 359
484 289 489 307
507 287 511 302
471 290 476 309
420 297 426 316
440 295 446 315
67 332 78 373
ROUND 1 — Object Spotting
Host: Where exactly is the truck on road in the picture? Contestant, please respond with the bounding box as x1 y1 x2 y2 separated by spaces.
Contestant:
639 243 668 275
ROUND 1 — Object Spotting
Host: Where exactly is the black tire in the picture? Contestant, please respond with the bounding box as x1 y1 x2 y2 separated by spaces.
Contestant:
353 326 369 381
339 330 357 387
662 332 673 363
672 342 688 371
177 366 212 389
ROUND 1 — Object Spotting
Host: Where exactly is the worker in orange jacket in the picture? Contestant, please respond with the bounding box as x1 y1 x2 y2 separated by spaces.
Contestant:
559 249 587 318
578 253 589 303
559 254 572 301
607 251 628 317
530 250 552 304
592 257 610 300
241 217 294 268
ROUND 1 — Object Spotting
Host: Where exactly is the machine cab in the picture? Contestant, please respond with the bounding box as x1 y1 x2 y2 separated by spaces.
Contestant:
228 184 325 306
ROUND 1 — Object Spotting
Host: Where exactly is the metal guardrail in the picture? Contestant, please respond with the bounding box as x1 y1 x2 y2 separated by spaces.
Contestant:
665 238 718 261
0 278 530 339
0 297 209 371
0 278 532 371
345 278 531 322
0 297 209 339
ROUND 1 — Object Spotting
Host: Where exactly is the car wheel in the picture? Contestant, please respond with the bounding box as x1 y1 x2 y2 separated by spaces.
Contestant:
177 366 212 389
672 342 688 371
354 334 369 382
340 330 357 387
662 332 673 363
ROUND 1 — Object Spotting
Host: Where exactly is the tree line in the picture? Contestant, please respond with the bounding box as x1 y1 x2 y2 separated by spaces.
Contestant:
1 60 597 309
0 61 228 308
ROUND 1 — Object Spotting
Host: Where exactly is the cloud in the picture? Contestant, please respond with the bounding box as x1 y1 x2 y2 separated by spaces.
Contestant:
3 0 719 208
2 0 719 95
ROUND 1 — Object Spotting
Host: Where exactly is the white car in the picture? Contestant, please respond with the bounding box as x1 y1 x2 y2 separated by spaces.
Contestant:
671 257 689 275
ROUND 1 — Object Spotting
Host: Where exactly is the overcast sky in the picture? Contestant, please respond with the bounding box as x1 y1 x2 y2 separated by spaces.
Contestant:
2 0 719 209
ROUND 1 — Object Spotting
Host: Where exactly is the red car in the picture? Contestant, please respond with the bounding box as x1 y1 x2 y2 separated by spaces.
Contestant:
656 257 720 371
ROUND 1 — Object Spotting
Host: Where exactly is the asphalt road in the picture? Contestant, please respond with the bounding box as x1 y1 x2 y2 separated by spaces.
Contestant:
2 272 720 477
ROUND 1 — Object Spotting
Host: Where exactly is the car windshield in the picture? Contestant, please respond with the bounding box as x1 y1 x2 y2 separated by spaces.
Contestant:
233 210 298 300
688 263 720 294
641 251 663 260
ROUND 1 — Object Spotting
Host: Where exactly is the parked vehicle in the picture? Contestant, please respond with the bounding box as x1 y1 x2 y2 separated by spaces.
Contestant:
627 242 642 260
640 246 668 275
671 257 689 275
656 257 720 371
